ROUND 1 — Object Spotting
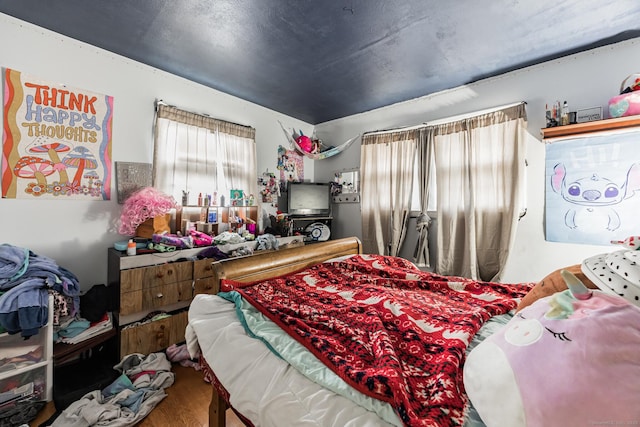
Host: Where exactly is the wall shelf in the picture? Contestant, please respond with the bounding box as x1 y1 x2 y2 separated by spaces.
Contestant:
541 115 640 140
175 204 258 235
53 327 117 367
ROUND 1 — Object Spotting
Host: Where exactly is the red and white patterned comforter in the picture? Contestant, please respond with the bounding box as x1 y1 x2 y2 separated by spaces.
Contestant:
222 254 532 427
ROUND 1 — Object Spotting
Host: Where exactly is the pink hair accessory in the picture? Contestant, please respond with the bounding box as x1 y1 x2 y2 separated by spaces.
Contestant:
118 187 176 236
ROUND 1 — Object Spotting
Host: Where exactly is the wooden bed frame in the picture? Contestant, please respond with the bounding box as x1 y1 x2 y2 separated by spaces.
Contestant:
203 237 363 427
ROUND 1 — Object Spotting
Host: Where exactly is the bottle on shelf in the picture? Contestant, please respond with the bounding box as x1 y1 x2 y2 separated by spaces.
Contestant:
561 101 570 126
208 209 217 223
127 239 136 256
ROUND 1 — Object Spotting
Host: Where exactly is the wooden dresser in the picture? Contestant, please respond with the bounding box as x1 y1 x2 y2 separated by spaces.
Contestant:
108 236 302 358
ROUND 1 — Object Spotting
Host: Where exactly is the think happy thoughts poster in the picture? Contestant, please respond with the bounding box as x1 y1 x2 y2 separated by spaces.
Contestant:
2 68 113 199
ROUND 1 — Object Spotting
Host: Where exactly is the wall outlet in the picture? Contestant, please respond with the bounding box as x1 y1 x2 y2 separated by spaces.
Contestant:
332 193 361 203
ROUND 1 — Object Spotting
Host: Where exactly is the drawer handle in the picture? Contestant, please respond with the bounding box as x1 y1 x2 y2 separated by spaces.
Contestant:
156 293 164 299
205 266 212 271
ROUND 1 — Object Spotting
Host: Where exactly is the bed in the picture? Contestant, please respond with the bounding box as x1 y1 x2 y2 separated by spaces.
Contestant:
185 236 640 427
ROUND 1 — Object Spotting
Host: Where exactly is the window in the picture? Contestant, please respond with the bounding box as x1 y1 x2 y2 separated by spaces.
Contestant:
362 102 527 279
407 136 527 219
153 103 258 206
410 155 437 213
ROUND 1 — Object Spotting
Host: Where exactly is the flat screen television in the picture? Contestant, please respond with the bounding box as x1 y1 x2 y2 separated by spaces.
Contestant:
287 182 331 217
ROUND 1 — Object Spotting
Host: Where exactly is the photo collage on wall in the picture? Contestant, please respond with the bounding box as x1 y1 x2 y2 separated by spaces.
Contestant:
277 145 303 182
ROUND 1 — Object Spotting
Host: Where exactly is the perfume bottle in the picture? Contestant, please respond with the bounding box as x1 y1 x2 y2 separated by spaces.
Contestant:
561 101 569 126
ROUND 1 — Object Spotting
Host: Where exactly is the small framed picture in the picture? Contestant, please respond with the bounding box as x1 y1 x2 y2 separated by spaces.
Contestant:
230 189 244 200
576 106 602 123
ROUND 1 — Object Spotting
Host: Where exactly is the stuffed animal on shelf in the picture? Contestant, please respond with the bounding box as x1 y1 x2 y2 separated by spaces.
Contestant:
608 73 640 118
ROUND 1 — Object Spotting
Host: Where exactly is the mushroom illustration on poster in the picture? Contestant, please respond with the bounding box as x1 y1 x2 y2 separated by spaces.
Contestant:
545 131 640 245
1 68 113 200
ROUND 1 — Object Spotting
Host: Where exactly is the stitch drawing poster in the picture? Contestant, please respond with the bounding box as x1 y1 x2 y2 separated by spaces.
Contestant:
2 68 113 199
545 131 640 245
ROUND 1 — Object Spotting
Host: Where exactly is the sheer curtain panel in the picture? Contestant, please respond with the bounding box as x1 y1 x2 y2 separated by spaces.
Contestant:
360 130 418 255
432 103 527 281
153 103 258 207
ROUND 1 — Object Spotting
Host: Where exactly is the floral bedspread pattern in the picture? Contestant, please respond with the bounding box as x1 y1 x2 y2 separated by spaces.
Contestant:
223 255 532 427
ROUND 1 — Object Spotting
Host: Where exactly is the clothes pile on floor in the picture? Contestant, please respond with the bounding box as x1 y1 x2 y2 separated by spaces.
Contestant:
0 244 81 338
165 343 201 371
50 352 174 426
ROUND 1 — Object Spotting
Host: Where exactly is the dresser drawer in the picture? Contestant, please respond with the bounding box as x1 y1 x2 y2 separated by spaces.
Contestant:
119 310 188 358
0 330 46 365
194 258 218 294
0 365 47 404
194 277 218 295
120 280 193 316
120 261 193 293
193 258 215 280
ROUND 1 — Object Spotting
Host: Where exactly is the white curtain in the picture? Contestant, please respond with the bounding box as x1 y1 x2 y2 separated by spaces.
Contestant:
360 130 418 255
432 103 527 281
153 103 258 207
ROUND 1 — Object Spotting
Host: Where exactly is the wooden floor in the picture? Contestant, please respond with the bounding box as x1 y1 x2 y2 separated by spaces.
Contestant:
31 364 244 427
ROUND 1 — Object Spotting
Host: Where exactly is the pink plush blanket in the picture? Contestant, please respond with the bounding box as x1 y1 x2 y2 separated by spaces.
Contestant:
465 286 640 426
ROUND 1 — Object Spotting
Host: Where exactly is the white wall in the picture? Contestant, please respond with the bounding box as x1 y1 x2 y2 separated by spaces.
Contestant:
314 38 640 283
0 14 314 291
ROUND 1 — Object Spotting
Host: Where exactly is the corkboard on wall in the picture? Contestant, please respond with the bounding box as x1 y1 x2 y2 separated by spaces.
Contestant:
115 162 152 204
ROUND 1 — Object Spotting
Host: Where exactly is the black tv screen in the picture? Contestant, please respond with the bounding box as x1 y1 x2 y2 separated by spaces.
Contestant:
287 182 331 217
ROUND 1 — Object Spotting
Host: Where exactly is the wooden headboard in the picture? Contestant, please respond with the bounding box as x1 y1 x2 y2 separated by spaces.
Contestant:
210 236 362 292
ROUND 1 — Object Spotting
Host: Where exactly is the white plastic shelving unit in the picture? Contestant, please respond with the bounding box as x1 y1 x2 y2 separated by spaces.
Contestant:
0 295 53 403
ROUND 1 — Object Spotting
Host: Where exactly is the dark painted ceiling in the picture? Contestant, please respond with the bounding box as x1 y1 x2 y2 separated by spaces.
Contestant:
1 1 640 124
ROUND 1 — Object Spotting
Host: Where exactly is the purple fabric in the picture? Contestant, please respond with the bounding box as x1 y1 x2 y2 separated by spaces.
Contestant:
196 246 229 260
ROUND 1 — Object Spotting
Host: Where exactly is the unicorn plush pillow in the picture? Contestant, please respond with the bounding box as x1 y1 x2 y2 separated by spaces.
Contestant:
464 271 640 426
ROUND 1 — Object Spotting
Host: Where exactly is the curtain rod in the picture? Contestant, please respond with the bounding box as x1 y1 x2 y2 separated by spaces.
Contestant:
426 101 526 126
363 101 526 137
155 99 253 129
362 123 428 137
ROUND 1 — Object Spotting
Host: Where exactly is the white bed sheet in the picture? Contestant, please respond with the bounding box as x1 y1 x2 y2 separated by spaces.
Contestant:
186 293 396 427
